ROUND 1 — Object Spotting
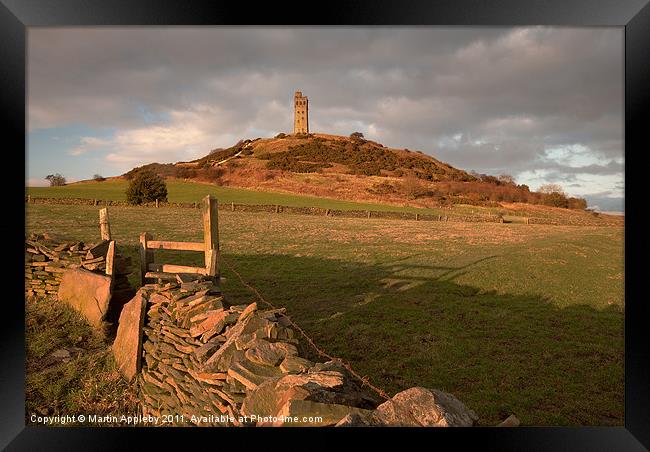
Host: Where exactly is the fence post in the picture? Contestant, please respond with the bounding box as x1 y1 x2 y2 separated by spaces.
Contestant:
367 210 371 219
231 202 235 212
139 232 152 285
94 199 97 206
415 213 419 221
99 208 112 240
275 205 280 213
155 199 159 208
325 209 330 217
202 195 220 281
105 241 116 279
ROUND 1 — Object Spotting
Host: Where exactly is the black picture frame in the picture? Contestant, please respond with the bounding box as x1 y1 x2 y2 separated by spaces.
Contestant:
2 0 648 449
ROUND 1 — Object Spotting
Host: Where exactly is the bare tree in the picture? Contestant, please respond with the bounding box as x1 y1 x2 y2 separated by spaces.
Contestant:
538 183 565 195
45 174 66 186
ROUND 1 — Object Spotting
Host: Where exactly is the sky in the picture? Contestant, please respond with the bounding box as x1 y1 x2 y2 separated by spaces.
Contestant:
27 27 624 212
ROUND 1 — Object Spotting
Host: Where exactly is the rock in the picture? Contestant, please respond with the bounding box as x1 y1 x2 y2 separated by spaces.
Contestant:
85 240 110 259
335 412 384 427
497 414 520 427
279 355 312 374
227 358 283 390
189 310 227 338
244 340 295 367
58 268 113 327
112 291 147 382
240 370 350 419
374 387 478 427
273 399 374 427
51 349 71 359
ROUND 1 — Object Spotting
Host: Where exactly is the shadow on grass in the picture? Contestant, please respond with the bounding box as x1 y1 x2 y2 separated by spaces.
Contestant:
216 252 623 427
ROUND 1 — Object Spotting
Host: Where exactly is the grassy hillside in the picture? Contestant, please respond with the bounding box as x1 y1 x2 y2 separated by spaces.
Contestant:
116 133 591 212
26 179 449 215
26 203 624 426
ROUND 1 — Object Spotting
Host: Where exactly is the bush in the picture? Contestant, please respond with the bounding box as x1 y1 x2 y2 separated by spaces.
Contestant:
275 133 287 139
93 174 106 182
350 132 364 139
45 174 66 186
542 191 569 208
568 197 588 210
125 170 168 205
175 167 197 179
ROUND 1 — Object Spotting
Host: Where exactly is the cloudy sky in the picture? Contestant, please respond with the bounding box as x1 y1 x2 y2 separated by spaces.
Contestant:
27 27 624 211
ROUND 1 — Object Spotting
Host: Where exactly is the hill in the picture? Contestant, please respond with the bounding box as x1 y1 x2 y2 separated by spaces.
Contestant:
120 133 588 212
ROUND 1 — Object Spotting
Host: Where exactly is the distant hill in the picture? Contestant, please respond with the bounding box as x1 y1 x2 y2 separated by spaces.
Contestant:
120 133 588 211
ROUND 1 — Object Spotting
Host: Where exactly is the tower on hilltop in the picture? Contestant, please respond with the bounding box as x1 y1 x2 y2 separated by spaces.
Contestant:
293 91 309 135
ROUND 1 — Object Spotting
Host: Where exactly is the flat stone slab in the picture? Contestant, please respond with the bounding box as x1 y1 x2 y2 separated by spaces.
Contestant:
58 268 112 327
112 291 147 382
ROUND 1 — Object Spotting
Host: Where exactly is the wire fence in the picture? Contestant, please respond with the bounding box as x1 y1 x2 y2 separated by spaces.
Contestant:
220 256 392 402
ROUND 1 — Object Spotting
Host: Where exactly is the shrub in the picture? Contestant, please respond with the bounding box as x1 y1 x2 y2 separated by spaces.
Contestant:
568 197 588 210
125 170 168 205
350 132 364 139
400 175 427 200
93 174 106 182
45 174 66 186
175 167 197 179
366 181 397 196
542 191 569 208
275 133 287 139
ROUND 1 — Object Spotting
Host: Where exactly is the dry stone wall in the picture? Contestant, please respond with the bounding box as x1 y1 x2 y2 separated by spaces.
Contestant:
130 277 478 427
25 232 133 298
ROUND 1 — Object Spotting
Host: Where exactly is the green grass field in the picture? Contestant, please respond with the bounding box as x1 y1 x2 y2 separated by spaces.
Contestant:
27 179 454 215
25 203 624 426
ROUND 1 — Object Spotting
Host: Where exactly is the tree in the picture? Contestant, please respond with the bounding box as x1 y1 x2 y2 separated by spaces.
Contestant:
543 191 569 208
400 174 426 200
538 183 565 195
93 174 106 182
498 174 515 185
45 174 66 186
125 170 168 205
350 132 364 139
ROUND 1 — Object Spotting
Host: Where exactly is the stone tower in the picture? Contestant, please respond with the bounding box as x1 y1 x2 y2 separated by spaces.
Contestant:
293 91 309 135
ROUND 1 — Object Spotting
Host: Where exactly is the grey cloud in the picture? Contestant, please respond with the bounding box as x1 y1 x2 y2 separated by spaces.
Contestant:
28 27 623 206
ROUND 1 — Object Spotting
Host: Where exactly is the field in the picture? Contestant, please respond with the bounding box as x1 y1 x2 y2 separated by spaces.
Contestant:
27 179 450 215
25 202 624 426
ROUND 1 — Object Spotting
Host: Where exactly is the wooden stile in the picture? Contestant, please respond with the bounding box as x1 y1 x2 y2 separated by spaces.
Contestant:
147 240 204 251
139 195 220 285
140 232 152 285
202 195 220 280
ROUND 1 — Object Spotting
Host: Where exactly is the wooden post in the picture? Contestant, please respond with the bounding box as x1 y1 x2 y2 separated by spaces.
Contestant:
94 199 97 206
438 215 441 221
415 213 419 221
367 210 371 219
526 217 530 224
325 209 330 217
231 202 235 211
155 199 159 208
275 204 280 213
194 201 197 209
105 240 116 285
139 232 152 286
202 195 220 281
99 208 111 240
